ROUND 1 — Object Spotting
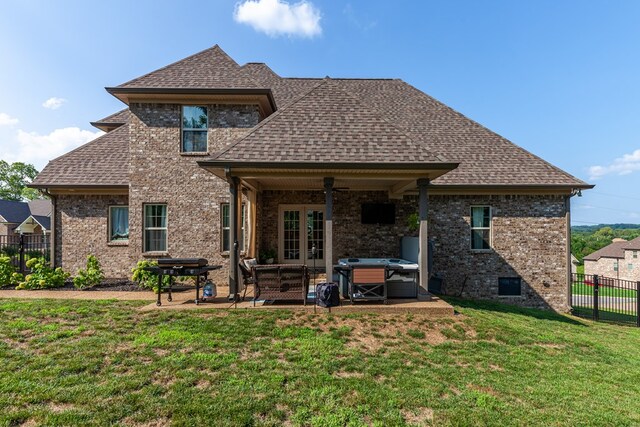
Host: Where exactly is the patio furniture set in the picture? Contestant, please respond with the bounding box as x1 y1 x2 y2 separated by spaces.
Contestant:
150 257 420 306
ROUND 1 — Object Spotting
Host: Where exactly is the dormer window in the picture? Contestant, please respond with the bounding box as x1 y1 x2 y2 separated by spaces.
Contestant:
182 106 208 152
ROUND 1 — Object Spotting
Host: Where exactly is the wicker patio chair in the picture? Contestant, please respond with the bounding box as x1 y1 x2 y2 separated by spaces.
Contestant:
252 264 309 305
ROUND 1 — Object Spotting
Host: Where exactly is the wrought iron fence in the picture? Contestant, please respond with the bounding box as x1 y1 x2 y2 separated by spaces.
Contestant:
0 234 51 274
571 273 640 326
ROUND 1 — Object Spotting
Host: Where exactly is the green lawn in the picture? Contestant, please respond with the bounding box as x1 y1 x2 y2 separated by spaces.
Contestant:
1 298 640 426
572 282 637 298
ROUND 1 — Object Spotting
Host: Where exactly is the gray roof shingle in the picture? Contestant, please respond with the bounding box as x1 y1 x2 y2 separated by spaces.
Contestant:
116 45 261 90
212 79 445 164
0 200 31 223
31 124 129 188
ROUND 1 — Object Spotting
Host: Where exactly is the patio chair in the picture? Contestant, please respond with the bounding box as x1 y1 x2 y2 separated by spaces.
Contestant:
348 265 388 304
252 264 309 306
239 258 257 300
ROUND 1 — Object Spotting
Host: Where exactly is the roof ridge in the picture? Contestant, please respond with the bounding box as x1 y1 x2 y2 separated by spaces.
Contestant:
209 79 328 160
396 80 590 187
332 80 449 162
116 45 245 88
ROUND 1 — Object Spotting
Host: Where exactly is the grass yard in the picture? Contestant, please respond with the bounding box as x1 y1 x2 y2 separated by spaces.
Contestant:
1 298 640 426
571 282 637 298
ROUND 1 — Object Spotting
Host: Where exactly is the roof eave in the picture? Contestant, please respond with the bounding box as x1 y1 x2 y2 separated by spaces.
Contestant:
105 87 277 113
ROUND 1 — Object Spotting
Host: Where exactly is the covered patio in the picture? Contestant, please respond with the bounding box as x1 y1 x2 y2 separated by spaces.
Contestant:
199 161 458 303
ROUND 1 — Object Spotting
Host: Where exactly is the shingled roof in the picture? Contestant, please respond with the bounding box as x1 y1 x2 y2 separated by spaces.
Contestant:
212 78 446 164
90 108 130 132
583 241 628 261
33 44 592 190
31 125 129 188
114 45 261 90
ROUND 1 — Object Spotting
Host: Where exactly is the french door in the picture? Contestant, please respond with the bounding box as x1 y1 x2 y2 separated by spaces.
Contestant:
279 205 325 265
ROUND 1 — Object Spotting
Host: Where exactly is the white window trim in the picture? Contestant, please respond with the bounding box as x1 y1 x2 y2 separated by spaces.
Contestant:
470 206 492 251
108 205 129 243
221 203 246 253
181 105 208 153
143 204 168 253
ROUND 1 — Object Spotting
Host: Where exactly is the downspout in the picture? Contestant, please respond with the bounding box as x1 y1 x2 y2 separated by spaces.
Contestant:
566 189 581 311
41 189 56 268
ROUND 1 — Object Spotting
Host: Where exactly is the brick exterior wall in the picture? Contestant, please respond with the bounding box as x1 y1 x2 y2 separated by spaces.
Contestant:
56 194 129 277
259 191 569 311
127 103 259 283
585 252 640 282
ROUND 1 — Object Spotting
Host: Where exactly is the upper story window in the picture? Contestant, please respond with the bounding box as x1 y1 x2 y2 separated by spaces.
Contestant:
182 106 208 152
109 206 129 242
634 251 638 259
471 206 491 250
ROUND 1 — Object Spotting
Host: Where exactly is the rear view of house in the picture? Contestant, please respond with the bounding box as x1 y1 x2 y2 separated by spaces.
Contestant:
31 45 592 311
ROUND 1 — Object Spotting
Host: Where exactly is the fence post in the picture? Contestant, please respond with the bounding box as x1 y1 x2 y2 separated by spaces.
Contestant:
593 275 599 322
18 234 25 275
636 281 640 328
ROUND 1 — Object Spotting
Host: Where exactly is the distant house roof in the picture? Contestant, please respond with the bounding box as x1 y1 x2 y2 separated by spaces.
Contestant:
0 199 51 230
32 44 592 190
0 200 31 223
16 214 51 233
584 241 629 261
623 236 640 251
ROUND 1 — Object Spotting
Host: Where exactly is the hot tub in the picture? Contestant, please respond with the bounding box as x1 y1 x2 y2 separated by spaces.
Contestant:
336 258 419 298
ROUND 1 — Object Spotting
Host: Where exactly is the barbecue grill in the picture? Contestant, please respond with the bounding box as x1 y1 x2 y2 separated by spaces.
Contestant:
144 258 222 306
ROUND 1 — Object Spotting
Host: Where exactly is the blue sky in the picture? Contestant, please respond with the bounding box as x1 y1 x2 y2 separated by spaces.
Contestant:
0 0 638 225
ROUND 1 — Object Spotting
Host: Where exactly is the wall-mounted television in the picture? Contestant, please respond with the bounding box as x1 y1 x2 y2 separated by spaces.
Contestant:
361 203 396 224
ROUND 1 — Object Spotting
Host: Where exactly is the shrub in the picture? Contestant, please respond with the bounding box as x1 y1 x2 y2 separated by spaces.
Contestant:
73 255 104 289
16 257 69 290
1 246 18 257
131 260 171 293
0 256 23 286
26 249 46 260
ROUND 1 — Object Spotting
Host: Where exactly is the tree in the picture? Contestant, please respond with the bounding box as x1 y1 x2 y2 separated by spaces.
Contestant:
0 160 41 201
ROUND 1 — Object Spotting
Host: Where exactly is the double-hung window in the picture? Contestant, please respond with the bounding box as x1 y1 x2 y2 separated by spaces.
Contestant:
221 203 245 252
109 206 129 242
182 106 208 152
470 206 491 250
144 204 167 252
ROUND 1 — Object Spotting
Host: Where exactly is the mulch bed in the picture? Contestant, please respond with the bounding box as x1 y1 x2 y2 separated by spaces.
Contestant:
0 279 149 292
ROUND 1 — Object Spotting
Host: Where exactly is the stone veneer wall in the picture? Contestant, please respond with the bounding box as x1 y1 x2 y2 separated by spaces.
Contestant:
56 194 129 277
127 103 259 283
259 191 569 311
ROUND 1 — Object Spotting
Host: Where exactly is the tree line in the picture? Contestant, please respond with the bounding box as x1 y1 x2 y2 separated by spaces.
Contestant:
572 225 640 263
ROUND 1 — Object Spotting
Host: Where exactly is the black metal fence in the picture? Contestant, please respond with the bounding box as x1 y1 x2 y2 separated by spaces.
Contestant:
571 273 640 326
0 234 51 274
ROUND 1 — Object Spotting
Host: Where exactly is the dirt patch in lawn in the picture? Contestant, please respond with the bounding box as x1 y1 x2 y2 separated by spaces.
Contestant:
402 407 434 425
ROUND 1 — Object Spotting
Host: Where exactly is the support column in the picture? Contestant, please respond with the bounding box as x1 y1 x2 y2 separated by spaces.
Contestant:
417 178 430 300
228 176 240 301
324 177 334 280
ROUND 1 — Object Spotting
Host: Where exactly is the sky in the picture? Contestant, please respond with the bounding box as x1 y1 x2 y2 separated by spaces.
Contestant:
0 0 638 226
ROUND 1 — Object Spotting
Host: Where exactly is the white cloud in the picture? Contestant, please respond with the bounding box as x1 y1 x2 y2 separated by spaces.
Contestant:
42 97 67 110
0 113 19 126
234 0 322 38
588 149 640 180
1 127 103 170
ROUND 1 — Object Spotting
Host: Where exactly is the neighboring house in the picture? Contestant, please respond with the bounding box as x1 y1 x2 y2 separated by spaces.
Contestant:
31 45 592 311
0 199 52 239
584 237 640 282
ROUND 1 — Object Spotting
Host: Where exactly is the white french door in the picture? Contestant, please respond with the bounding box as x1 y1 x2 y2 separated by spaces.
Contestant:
278 205 325 265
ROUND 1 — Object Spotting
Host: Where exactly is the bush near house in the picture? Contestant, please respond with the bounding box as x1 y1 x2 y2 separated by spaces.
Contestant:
0 256 22 286
131 260 171 292
73 255 104 289
15 257 69 290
